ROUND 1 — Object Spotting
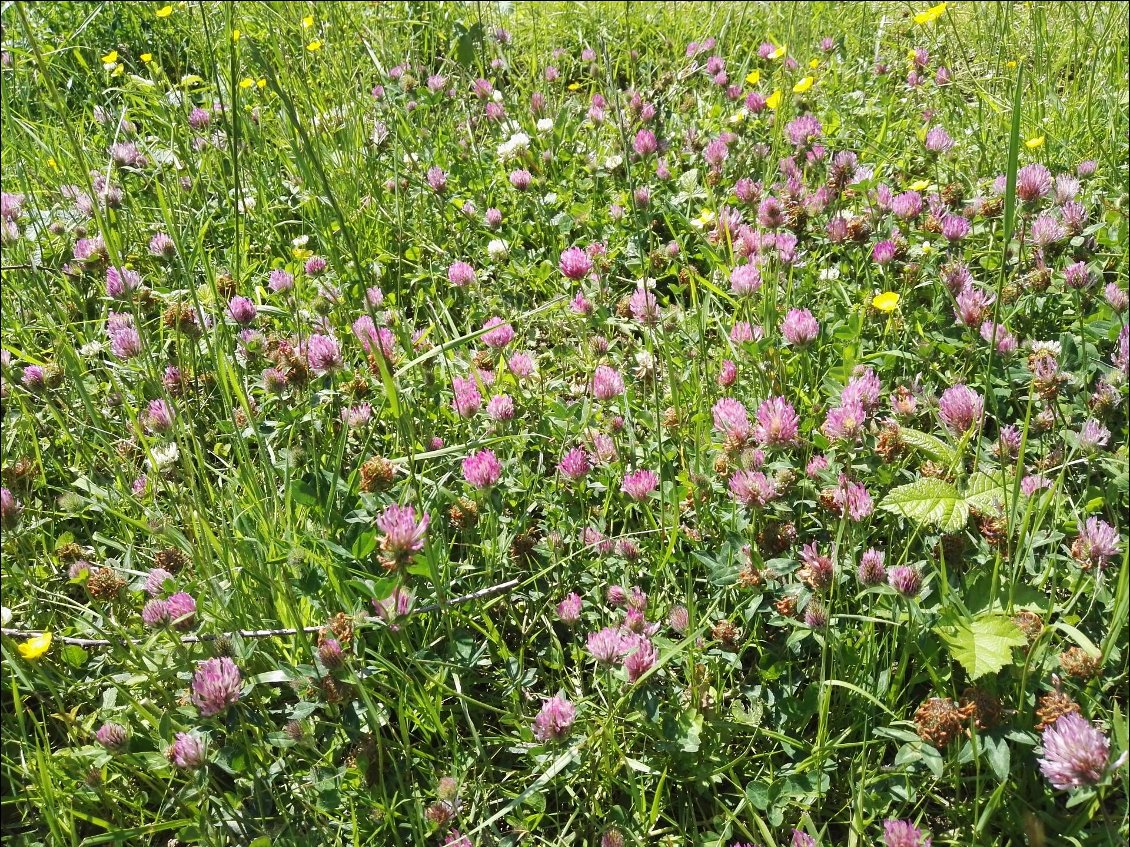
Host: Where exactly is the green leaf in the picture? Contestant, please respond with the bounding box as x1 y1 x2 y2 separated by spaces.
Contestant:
963 471 1012 512
899 429 957 465
981 732 1011 781
936 614 1026 680
880 478 969 532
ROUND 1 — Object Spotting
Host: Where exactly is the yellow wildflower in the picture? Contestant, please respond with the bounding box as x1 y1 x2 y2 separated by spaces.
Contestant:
1025 135 1044 149
239 77 254 89
765 89 782 110
909 179 931 191
745 69 760 85
872 292 900 312
306 40 322 52
257 78 267 89
567 82 581 91
140 53 152 63
302 15 314 28
156 5 173 18
808 58 820 69
793 76 814 94
18 631 52 661
768 45 786 60
232 29 241 42
913 3 947 25
101 50 118 64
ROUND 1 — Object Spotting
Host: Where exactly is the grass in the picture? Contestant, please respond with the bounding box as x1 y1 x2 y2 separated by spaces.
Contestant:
1 2 1128 846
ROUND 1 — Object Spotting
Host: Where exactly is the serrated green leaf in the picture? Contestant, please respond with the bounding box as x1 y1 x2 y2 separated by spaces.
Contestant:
899 428 957 465
963 471 1013 512
880 478 969 531
936 614 1026 680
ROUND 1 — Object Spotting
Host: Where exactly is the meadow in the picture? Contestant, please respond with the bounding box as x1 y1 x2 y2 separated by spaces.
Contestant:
0 1 1128 845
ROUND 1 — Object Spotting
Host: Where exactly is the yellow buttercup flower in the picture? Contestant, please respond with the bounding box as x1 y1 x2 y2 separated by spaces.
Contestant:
239 77 254 89
302 14 314 28
913 2 947 25
808 58 820 69
729 110 746 124
101 50 118 64
1025 135 1044 149
745 69 760 85
1006 59 1017 68
257 78 267 89
18 631 52 661
112 64 124 77
765 89 782 110
306 40 322 52
141 53 152 63
47 157 57 169
872 292 900 312
793 76 814 93
232 29 241 42
292 247 313 260
567 82 581 91
768 44 786 60
909 179 931 191
156 5 173 18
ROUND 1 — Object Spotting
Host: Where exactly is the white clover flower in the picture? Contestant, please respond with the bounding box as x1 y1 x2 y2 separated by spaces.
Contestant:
497 132 530 160
148 442 180 472
487 239 508 262
491 89 504 103
1028 340 1062 356
536 117 554 132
